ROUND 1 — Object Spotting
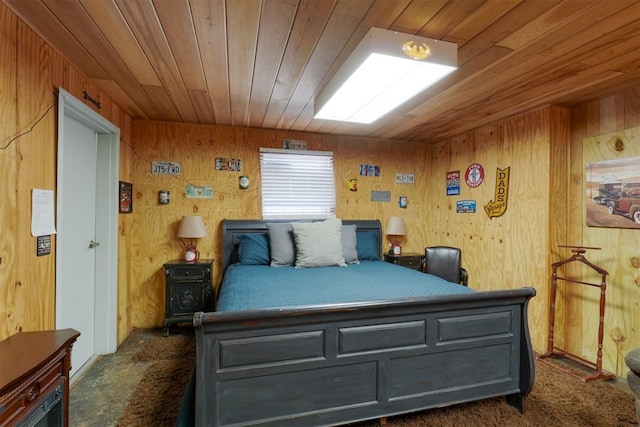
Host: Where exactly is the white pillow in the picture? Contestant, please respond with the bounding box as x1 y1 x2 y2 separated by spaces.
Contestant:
292 219 346 268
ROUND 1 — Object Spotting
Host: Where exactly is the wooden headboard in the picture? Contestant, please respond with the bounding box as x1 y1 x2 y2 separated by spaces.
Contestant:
220 219 382 273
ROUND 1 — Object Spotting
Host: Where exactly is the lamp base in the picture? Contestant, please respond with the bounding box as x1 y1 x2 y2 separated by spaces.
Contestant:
184 245 200 262
388 242 402 255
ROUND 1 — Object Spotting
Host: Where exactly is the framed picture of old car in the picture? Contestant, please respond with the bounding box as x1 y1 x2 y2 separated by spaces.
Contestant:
586 156 640 229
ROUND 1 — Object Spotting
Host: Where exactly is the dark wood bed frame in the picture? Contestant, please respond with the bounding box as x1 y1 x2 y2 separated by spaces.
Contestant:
191 219 536 426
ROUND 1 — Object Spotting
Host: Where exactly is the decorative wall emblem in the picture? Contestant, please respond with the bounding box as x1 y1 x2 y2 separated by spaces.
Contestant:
465 163 484 188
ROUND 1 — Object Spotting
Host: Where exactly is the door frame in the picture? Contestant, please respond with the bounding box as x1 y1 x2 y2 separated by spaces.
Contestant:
56 88 120 356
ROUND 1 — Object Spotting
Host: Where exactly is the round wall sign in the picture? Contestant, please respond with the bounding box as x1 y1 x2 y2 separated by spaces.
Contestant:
465 163 485 188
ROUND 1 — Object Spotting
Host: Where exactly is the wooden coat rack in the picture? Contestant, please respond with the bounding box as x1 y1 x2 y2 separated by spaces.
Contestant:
537 245 616 382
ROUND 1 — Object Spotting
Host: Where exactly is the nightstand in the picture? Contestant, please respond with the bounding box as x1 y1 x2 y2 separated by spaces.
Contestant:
163 259 214 336
384 252 424 271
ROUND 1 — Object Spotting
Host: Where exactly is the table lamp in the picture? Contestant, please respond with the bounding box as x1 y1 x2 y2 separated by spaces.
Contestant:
177 215 207 262
386 216 406 255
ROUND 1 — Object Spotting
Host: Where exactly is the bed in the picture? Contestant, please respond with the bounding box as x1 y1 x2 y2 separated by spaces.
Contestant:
189 219 536 426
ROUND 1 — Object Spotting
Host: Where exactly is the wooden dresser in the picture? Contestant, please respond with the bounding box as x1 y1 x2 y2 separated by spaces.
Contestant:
0 329 80 426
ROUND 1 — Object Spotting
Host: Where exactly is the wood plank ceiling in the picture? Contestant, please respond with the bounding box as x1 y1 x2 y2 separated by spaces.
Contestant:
4 0 640 143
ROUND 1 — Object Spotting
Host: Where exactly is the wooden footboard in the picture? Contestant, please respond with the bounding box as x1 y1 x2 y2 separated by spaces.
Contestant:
193 287 535 426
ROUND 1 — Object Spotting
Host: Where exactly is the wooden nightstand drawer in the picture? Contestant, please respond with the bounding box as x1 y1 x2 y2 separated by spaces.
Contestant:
166 265 207 280
397 257 422 269
384 253 424 271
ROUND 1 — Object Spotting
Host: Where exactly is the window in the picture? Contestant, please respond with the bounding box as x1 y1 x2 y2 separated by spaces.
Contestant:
260 148 336 219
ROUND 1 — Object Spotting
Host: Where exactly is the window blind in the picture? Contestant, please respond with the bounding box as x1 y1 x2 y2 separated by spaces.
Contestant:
260 148 336 219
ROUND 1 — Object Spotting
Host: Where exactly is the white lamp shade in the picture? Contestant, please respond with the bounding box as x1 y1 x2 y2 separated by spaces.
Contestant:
314 27 457 124
177 215 208 238
386 216 406 236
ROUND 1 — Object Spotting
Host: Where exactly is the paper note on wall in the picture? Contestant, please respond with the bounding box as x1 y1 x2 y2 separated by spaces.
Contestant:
31 189 57 236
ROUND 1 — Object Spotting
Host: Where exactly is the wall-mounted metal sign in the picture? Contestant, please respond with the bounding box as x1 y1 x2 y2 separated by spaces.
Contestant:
395 173 415 184
186 185 213 199
283 139 307 150
371 190 391 202
215 158 241 171
447 170 460 195
152 161 181 175
456 200 476 213
484 167 510 219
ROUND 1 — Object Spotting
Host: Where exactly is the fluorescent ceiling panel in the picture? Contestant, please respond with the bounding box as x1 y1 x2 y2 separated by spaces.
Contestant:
314 28 457 124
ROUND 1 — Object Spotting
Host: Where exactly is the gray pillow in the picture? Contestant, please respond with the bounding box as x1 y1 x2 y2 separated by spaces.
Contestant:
292 219 346 268
342 224 359 264
626 347 640 373
267 223 295 267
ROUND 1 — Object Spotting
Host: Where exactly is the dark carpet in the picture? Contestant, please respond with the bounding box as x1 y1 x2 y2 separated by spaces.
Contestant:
117 334 637 426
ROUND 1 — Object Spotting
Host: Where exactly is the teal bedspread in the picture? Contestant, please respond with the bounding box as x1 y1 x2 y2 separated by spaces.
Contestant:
216 260 473 312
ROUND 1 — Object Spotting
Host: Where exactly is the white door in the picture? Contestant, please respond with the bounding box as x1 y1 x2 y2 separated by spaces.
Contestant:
57 115 98 374
56 88 120 380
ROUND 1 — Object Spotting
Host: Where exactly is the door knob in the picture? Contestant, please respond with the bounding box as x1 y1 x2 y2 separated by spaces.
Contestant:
89 240 100 249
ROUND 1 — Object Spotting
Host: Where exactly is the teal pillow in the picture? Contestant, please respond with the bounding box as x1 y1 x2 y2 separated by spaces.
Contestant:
356 232 380 261
237 233 270 265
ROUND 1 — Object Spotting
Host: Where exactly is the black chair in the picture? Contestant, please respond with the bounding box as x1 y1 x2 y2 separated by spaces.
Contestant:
424 246 468 286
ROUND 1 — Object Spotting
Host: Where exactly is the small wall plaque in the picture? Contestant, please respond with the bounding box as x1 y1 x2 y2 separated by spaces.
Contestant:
371 190 391 202
456 200 476 213
119 181 133 213
37 235 51 256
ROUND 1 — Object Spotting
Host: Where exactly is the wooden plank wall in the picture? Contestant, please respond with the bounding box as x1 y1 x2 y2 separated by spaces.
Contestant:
131 98 638 377
130 107 561 355
0 3 133 343
421 106 569 355
569 88 640 376
130 121 431 328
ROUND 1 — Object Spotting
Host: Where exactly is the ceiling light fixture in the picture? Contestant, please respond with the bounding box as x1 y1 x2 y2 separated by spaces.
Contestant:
314 27 457 124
